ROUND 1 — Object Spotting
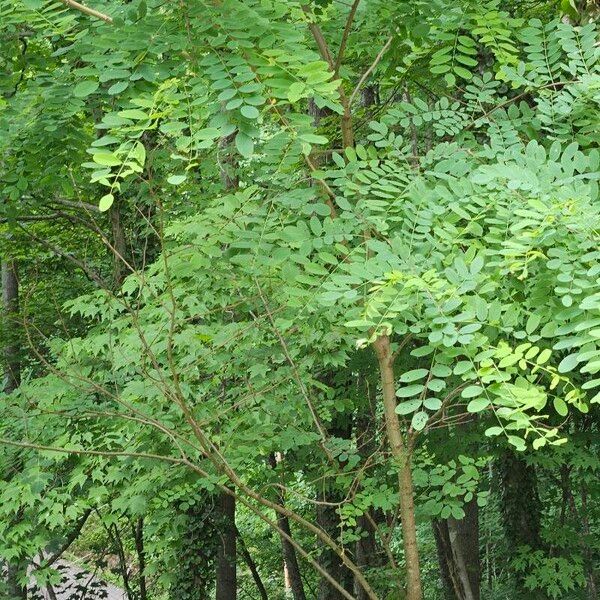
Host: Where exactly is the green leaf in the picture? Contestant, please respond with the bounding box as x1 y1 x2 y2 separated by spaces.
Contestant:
93 152 121 167
423 397 442 410
299 134 329 145
118 109 150 120
240 105 260 119
461 385 483 398
395 399 422 415
99 193 114 212
411 411 428 431
400 369 429 383
73 80 99 98
235 132 254 158
467 398 489 413
553 397 568 417
485 426 503 437
537 349 552 364
558 354 578 373
454 66 473 80
167 175 187 185
396 384 425 398
108 81 129 95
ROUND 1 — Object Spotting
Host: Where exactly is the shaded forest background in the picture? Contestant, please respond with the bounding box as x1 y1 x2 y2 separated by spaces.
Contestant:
0 0 599 598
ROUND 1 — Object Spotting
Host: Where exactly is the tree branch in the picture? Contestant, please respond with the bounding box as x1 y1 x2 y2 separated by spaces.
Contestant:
59 0 113 23
302 6 335 69
334 0 361 77
349 36 392 107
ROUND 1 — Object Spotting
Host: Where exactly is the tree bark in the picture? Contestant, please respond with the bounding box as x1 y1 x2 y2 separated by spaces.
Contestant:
580 481 597 600
133 518 147 600
498 450 545 599
109 200 128 287
215 491 237 600
269 454 307 600
236 527 268 600
373 334 423 600
2 259 26 600
355 376 385 600
3 259 20 392
433 498 480 600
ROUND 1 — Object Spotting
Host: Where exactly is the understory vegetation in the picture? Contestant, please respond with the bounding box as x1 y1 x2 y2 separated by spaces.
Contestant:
0 0 599 598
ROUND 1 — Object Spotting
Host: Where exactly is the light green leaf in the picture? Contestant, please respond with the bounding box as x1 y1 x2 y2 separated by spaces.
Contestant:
240 105 260 119
558 354 578 373
462 385 483 398
99 193 114 212
395 399 422 415
553 397 568 417
411 411 428 431
467 397 489 413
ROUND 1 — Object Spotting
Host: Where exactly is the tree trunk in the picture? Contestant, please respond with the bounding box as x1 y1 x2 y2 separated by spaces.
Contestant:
269 454 307 600
355 376 385 600
133 518 147 600
580 481 597 600
236 527 268 600
316 499 353 600
109 200 128 287
373 335 423 600
3 259 20 392
498 450 545 599
499 451 542 549
215 491 237 600
2 259 26 600
433 498 480 600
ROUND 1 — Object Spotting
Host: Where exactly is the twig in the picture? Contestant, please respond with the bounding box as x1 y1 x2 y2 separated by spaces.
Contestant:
59 0 113 23
349 36 393 107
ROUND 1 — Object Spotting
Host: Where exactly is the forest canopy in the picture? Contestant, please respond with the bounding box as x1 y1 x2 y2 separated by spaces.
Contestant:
0 0 599 599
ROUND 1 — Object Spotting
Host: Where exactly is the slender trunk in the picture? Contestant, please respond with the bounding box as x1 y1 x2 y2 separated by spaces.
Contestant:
109 200 128 287
355 377 385 600
373 334 423 600
133 518 147 600
315 411 353 599
3 259 20 392
216 491 237 600
236 527 268 600
269 455 307 600
3 260 26 600
580 482 597 600
316 498 353 600
170 495 217 599
340 95 354 148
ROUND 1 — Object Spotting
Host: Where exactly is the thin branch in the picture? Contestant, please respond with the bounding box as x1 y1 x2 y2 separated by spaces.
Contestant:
49 197 101 212
334 0 361 77
349 36 393 107
0 438 186 465
302 6 335 69
58 0 113 23
41 509 93 569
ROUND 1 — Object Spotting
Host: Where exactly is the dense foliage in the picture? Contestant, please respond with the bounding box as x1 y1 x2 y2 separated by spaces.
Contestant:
0 1 599 599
